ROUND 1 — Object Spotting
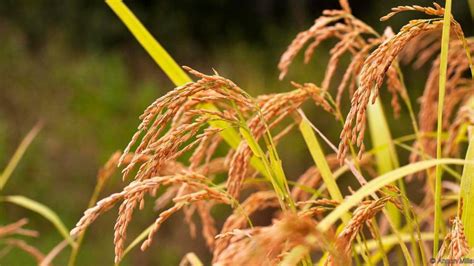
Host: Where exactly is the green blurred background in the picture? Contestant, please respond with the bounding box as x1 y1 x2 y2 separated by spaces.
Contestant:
0 0 472 265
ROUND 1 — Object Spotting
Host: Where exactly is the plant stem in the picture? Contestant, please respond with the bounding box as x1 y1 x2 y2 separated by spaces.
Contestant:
68 178 106 266
433 0 452 255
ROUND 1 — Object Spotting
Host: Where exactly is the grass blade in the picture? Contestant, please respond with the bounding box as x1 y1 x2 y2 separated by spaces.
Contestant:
367 98 398 174
239 126 293 210
317 158 467 232
0 123 41 190
105 0 191 86
434 0 452 253
367 98 425 264
299 119 343 202
367 97 401 226
459 126 474 246
354 233 435 254
1 195 75 246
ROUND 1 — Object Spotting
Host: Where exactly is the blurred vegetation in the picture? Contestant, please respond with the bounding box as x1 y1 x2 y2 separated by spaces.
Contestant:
0 0 471 265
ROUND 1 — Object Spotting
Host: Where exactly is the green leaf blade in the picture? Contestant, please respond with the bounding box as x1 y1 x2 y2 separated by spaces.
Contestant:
299 119 343 202
460 127 474 246
0 123 41 190
317 159 466 232
1 195 75 246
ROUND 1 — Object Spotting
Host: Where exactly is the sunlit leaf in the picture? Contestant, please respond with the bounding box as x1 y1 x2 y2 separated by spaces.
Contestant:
299 119 342 202
433 0 453 253
1 195 75 246
459 126 474 246
317 158 467 232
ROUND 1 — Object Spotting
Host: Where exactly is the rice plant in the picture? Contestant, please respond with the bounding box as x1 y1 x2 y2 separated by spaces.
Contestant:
3 0 473 265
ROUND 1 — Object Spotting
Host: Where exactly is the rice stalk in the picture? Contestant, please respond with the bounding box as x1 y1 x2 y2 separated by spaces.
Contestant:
71 173 231 263
325 196 400 265
2 239 45 264
434 0 453 254
68 151 124 266
40 240 69 266
436 217 470 265
0 219 37 238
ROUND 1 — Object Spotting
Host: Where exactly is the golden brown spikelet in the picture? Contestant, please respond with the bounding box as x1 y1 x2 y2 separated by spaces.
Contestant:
278 8 378 98
380 3 445 21
70 173 230 263
326 196 400 265
119 67 252 182
444 83 474 128
213 214 322 265
445 100 474 156
138 184 230 262
338 19 444 162
410 39 474 165
213 191 280 260
279 2 433 129
402 30 442 68
0 219 38 238
0 219 44 264
338 0 351 14
286 3 452 170
335 40 379 107
74 66 346 263
386 65 403 118
227 82 332 198
436 217 470 265
3 239 46 264
188 128 222 171
278 9 347 81
296 198 339 218
321 30 360 91
149 157 229 204
419 40 474 134
69 0 474 264
338 2 471 162
196 201 217 249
